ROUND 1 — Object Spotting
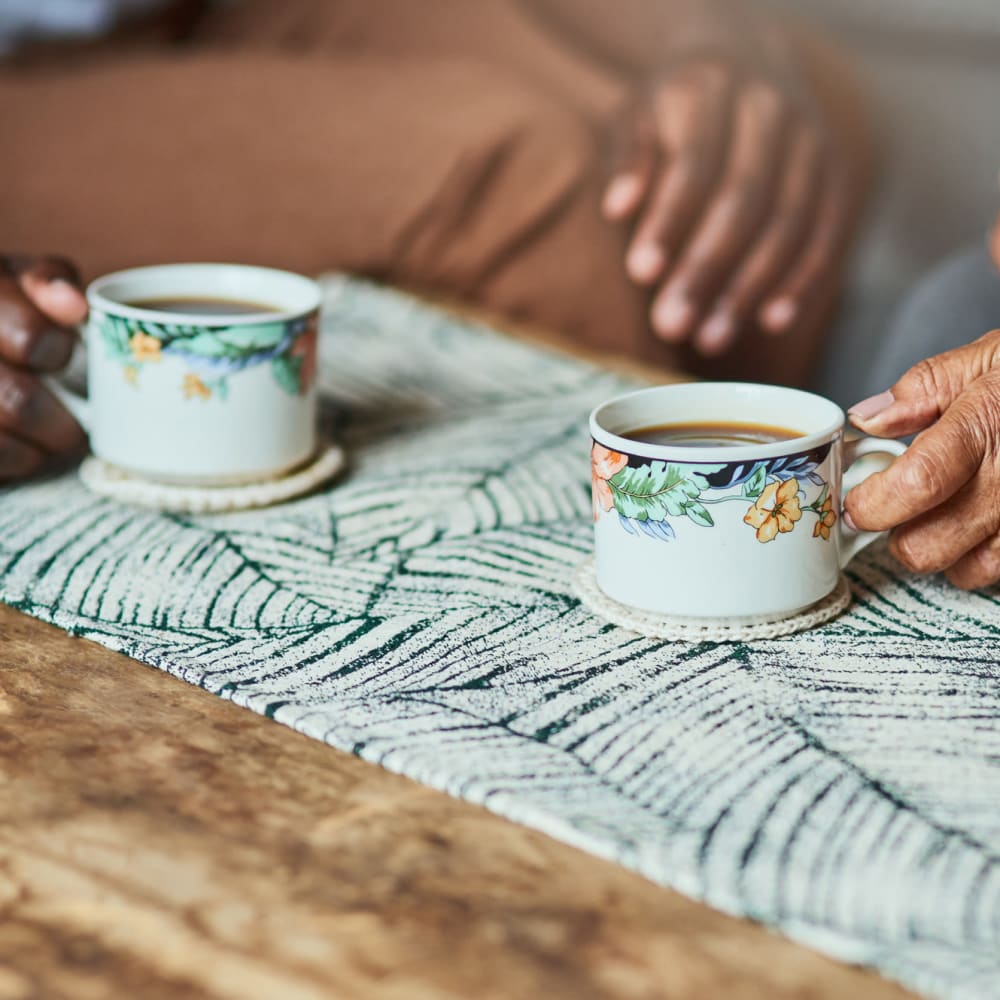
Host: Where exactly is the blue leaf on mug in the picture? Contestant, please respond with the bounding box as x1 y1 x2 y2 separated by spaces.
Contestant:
618 514 638 535
629 516 675 541
163 329 297 376
649 520 676 541
704 462 759 489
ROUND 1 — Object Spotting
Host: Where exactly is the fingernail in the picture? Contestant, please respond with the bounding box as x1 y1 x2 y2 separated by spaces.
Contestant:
697 313 734 353
604 176 640 217
28 328 73 370
46 278 86 308
652 295 694 339
761 298 797 332
848 390 895 423
23 274 88 323
627 244 664 283
843 510 858 531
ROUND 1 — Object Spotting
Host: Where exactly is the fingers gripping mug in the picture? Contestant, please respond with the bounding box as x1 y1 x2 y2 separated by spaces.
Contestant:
589 383 906 621
48 264 322 485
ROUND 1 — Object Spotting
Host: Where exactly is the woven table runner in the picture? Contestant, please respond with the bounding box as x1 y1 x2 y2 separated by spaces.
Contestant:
2 278 998 1000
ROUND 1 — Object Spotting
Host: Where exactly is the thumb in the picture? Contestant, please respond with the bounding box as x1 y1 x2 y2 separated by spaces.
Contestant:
13 257 88 327
848 328 1000 438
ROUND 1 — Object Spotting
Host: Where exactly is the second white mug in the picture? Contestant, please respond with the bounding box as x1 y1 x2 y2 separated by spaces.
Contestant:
50 263 322 485
590 382 906 621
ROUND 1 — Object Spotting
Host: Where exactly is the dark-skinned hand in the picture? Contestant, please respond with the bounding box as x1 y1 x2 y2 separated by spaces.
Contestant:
603 45 852 357
0 254 87 482
846 328 1000 590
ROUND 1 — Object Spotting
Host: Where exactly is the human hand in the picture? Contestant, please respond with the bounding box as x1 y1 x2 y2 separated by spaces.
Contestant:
0 255 88 482
845 329 1000 589
603 48 854 357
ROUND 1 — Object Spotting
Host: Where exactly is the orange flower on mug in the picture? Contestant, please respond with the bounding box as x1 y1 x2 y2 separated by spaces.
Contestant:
591 443 628 520
743 478 802 543
130 331 162 362
813 495 837 540
182 373 211 400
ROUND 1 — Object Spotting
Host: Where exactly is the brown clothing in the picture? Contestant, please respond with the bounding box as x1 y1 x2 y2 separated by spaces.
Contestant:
0 0 869 383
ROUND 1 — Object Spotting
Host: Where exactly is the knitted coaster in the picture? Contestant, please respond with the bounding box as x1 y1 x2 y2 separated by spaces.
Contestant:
573 558 851 641
79 442 345 514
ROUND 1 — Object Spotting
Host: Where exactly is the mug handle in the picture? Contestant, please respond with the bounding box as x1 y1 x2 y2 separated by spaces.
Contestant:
43 376 91 430
838 436 907 567
41 329 91 430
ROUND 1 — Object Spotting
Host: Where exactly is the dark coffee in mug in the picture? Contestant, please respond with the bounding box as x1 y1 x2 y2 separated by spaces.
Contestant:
126 296 278 315
624 420 803 447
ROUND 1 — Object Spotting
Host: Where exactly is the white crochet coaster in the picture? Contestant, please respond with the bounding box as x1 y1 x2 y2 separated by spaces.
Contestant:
573 558 851 642
79 442 345 514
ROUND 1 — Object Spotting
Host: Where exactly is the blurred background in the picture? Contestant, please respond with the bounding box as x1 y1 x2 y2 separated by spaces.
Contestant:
767 0 1000 389
4 0 999 395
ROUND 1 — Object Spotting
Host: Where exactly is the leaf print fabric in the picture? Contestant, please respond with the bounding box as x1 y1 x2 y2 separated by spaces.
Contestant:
2 276 998 1000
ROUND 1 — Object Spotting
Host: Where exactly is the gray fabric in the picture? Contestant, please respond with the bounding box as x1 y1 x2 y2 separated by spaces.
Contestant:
797 0 1000 405
767 0 1000 45
0 0 165 52
819 246 1000 406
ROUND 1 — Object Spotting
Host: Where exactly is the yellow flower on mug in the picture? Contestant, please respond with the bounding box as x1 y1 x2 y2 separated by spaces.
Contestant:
591 443 628 521
130 331 162 362
813 495 837 540
743 478 802 543
183 373 211 400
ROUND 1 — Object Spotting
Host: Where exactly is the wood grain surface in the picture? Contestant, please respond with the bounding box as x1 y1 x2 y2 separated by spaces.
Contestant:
0 602 917 1000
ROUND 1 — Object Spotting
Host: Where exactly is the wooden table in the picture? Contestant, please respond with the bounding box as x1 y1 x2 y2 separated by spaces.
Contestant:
0 326 918 1000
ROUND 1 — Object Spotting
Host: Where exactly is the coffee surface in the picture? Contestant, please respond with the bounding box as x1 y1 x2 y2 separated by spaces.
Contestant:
126 296 278 316
624 421 803 447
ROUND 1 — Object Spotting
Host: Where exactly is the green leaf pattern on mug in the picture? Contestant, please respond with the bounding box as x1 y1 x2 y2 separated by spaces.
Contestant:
741 464 768 499
270 354 304 396
606 462 721 527
94 310 318 401
592 443 837 544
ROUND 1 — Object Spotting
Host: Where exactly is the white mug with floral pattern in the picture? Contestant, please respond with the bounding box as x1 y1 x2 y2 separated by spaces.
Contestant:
49 263 322 485
589 383 906 621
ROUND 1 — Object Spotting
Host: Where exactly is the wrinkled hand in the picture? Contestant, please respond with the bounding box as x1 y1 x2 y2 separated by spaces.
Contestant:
845 329 1000 589
603 51 851 357
0 255 87 481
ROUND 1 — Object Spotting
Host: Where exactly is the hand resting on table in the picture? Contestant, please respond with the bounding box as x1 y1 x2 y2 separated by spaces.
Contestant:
603 40 854 358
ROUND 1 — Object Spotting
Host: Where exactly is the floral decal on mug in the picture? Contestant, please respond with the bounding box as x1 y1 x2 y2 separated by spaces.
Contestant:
591 442 837 543
743 478 802 542
591 444 628 521
95 310 319 400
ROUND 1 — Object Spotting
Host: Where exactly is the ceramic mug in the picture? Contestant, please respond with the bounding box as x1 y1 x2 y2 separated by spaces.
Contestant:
589 383 906 621
49 263 322 485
